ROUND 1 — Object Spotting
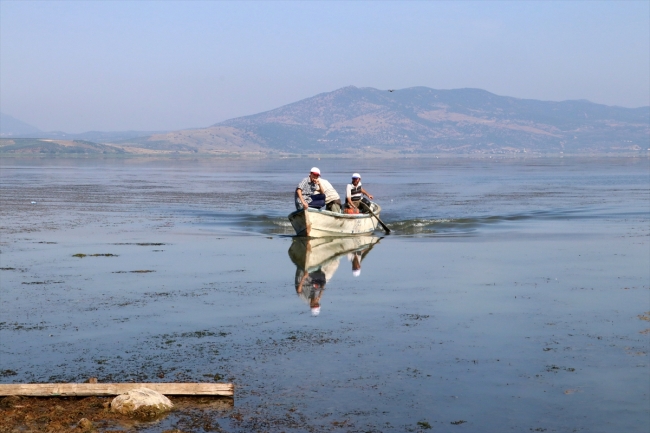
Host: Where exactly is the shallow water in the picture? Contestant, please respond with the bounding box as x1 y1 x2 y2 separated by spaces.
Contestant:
1 156 648 432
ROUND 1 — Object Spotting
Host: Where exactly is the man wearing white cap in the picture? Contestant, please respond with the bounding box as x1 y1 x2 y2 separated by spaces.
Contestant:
295 167 326 210
345 173 374 212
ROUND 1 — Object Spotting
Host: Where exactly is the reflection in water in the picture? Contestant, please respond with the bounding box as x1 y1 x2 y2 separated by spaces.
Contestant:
288 236 381 316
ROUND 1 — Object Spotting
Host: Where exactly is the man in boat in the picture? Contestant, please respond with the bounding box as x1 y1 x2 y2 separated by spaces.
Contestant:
345 173 374 213
319 177 342 213
295 167 326 210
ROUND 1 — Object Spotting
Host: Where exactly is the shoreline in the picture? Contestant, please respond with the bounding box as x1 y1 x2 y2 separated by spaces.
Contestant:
1 152 649 160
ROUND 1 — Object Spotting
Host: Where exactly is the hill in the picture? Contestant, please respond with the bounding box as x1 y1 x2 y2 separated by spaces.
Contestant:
0 113 166 143
0 138 126 155
3 87 648 156
0 113 43 137
120 86 649 155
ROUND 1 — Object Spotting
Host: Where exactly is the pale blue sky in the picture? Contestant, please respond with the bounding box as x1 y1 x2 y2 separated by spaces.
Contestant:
1 1 648 133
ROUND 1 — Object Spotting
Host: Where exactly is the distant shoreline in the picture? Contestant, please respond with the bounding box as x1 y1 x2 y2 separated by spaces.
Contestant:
1 152 648 160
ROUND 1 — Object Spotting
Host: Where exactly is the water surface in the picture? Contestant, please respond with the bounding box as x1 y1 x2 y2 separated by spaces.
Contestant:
1 157 648 432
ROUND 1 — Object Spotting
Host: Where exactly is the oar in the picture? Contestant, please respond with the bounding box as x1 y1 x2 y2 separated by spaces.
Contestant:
359 201 391 234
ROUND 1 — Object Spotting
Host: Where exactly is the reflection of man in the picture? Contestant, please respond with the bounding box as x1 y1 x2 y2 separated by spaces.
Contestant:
350 252 361 277
295 258 340 316
348 247 372 277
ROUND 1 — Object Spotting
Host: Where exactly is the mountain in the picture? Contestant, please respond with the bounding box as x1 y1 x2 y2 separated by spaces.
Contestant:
0 113 43 137
44 130 167 142
0 113 164 143
0 138 126 155
122 86 649 155
4 87 648 156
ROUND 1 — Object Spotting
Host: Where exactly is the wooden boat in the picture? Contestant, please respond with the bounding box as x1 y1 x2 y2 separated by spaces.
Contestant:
288 235 381 271
288 202 382 237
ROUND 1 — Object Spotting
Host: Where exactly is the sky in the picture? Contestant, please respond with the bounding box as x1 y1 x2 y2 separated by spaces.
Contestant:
1 1 649 133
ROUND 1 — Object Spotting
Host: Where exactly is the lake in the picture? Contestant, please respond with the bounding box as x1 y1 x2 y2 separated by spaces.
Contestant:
1 156 648 432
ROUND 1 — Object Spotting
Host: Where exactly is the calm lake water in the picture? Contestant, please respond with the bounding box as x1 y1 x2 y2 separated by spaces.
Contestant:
1 156 648 432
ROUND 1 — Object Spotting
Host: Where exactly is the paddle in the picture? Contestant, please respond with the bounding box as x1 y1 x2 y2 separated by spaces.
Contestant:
359 201 391 234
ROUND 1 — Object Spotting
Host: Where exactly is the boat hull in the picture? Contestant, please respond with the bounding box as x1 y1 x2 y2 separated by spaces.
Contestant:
288 204 382 237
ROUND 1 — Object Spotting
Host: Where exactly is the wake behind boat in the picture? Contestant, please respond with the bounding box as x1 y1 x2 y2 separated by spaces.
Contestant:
288 202 383 237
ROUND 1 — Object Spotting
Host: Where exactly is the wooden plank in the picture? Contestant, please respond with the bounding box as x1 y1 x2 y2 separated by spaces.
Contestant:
0 383 234 397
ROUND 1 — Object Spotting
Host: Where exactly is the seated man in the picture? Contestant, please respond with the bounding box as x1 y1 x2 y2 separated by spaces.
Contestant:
345 172 374 213
295 167 326 210
318 177 342 213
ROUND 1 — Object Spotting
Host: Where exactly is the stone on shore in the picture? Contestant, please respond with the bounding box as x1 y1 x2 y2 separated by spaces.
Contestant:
110 387 173 418
77 417 94 431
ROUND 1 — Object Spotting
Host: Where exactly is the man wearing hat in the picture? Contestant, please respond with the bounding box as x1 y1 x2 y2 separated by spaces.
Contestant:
319 177 342 213
295 167 326 210
345 173 374 212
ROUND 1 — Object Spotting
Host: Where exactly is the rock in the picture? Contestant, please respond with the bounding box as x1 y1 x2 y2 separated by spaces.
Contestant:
110 387 173 419
77 418 94 431
0 395 21 409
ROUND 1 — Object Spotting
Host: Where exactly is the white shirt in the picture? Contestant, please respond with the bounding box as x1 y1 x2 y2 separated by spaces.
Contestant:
318 178 340 203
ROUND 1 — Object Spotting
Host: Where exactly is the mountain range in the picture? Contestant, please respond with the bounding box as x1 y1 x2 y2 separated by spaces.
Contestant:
0 113 163 143
0 113 43 137
2 87 648 155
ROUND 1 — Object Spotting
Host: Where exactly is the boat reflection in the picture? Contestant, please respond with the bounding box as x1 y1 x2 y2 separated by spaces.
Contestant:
288 236 381 316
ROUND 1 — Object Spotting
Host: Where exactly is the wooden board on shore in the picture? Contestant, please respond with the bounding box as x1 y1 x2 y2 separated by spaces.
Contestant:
0 383 234 397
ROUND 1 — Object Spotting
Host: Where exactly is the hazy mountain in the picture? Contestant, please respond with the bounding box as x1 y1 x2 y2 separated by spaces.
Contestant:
0 113 164 143
0 138 126 155
125 86 648 155
0 113 43 137
4 87 648 155
45 130 166 142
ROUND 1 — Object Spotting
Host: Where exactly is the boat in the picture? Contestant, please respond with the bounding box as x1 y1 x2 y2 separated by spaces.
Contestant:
288 235 381 271
287 202 382 237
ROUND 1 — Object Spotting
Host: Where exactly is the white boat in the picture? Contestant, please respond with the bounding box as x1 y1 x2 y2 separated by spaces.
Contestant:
287 202 382 237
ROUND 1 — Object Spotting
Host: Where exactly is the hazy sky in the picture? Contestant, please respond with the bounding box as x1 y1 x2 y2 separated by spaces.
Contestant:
1 1 648 133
